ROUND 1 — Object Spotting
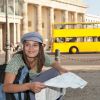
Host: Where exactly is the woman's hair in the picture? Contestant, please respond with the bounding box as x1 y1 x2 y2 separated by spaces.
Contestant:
16 43 45 73
37 43 45 72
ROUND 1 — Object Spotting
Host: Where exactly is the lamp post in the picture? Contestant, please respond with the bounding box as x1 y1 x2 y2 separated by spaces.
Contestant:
13 0 16 45
5 0 11 64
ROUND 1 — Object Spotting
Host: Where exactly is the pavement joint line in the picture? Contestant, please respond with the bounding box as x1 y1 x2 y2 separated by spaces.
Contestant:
62 65 100 71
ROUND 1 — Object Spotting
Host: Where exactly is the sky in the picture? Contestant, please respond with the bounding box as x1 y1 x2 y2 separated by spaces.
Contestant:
84 0 100 16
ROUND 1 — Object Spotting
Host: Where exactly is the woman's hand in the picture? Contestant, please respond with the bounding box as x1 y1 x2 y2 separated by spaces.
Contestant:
51 61 68 74
59 67 68 74
29 82 46 93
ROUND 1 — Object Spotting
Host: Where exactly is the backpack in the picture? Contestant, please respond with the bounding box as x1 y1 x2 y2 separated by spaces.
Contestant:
0 64 30 100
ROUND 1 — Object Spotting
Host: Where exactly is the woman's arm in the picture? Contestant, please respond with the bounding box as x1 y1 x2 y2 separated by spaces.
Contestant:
51 61 68 74
3 72 46 93
3 72 31 93
44 53 68 74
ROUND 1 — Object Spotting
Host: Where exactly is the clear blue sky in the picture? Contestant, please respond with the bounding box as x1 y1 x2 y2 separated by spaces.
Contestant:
84 0 100 16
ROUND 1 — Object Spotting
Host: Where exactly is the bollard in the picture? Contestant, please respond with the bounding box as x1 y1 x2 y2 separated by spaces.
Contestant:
55 49 66 99
55 49 60 62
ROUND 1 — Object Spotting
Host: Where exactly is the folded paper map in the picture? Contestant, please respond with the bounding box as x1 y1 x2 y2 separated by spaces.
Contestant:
44 72 87 89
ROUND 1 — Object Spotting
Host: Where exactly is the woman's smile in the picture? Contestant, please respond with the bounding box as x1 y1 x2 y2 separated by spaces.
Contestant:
23 41 39 58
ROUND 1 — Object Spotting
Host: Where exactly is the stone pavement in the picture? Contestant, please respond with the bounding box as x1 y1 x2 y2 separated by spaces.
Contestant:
64 70 100 100
1 53 100 71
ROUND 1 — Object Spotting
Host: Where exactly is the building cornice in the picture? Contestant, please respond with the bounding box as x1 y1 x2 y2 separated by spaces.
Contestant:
51 0 87 8
28 0 87 13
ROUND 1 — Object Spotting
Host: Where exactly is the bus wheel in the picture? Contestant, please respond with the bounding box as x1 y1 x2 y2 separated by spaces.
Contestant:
69 46 79 54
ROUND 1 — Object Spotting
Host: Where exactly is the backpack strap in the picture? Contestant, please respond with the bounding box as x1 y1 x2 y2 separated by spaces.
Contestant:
0 64 7 83
6 66 30 100
0 84 6 100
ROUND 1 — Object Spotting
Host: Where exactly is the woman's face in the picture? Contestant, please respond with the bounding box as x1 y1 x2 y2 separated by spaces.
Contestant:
23 40 39 58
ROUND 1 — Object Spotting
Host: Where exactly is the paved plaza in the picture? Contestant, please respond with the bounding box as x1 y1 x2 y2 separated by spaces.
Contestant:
64 70 100 100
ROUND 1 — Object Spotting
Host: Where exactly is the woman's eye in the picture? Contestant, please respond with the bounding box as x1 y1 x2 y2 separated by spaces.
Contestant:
25 43 30 46
33 44 39 46
25 43 39 47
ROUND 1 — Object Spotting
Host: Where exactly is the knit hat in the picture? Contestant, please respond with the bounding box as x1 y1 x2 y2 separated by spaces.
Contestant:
21 32 43 43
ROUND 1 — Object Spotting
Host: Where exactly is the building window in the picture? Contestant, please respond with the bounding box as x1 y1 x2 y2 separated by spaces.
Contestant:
0 0 5 12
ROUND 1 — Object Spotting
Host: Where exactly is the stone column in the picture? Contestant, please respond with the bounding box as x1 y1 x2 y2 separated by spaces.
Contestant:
64 10 68 22
64 10 68 28
37 5 42 35
82 14 85 22
13 23 16 45
0 24 3 53
49 8 54 50
22 0 28 34
74 12 80 41
13 0 16 45
7 22 10 47
74 12 77 22
50 8 54 34
5 22 11 63
16 23 20 42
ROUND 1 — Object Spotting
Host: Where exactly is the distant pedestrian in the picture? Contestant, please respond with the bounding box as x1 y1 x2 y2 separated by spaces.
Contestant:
10 42 15 52
14 42 22 52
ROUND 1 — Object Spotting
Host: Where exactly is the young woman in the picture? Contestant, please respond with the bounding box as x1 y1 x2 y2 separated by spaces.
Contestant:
3 32 68 100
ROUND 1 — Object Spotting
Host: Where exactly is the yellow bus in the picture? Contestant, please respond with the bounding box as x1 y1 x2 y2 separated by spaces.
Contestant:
51 22 100 54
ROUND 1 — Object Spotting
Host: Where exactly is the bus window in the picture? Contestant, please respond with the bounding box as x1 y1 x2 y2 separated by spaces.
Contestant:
92 37 98 42
97 24 100 28
77 37 84 42
65 38 70 42
54 37 65 43
64 37 77 42
69 37 77 42
98 37 100 41
86 37 93 42
77 24 84 29
54 24 65 29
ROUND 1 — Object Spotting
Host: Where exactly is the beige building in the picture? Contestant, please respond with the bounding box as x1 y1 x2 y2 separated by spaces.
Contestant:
0 0 87 53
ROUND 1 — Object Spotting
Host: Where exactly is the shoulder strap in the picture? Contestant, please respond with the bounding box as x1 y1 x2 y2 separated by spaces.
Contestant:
0 64 7 83
6 66 30 100
14 66 29 83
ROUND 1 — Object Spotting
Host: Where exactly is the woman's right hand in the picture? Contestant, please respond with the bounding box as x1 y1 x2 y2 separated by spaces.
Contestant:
29 82 46 93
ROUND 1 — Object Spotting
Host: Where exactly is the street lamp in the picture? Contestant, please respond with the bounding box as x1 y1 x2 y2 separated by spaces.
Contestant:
5 0 11 64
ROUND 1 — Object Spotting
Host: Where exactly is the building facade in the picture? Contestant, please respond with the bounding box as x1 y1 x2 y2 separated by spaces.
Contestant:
0 0 22 53
0 0 86 53
85 14 100 22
